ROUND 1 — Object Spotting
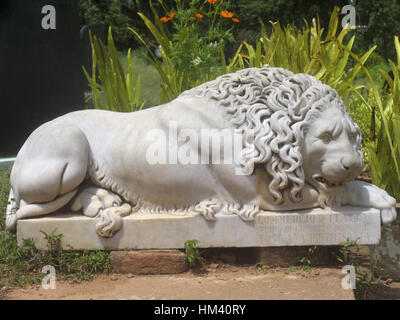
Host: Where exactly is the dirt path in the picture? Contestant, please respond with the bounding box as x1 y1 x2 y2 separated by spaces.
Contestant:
3 266 354 300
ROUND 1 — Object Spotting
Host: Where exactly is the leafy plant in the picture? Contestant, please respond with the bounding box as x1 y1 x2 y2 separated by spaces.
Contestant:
226 6 375 101
348 93 373 143
40 229 63 252
83 27 144 112
130 0 238 103
297 246 318 269
131 5 375 104
331 238 360 265
358 36 400 201
255 262 270 271
184 239 204 267
288 266 298 273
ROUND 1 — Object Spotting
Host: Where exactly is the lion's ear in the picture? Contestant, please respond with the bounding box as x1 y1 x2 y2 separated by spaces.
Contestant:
289 96 309 121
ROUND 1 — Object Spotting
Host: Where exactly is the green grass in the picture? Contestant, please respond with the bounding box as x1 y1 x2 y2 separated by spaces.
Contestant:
0 168 114 288
118 48 162 108
84 47 162 110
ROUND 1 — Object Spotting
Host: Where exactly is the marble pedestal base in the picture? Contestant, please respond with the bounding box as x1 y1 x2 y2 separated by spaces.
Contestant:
16 206 381 250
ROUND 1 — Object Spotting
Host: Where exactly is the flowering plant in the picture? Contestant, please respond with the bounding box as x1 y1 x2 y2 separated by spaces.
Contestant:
130 0 238 102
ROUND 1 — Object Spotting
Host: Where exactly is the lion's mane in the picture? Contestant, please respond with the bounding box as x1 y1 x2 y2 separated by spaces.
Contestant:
181 65 363 206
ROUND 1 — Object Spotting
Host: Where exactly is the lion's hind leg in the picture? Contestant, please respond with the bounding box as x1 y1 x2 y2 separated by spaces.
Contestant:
7 123 90 229
71 187 132 237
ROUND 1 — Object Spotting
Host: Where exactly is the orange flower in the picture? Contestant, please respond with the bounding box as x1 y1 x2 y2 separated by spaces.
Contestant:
190 17 196 21
241 40 247 44
232 18 239 23
239 52 248 57
195 13 203 19
220 11 234 18
160 11 175 22
208 0 218 4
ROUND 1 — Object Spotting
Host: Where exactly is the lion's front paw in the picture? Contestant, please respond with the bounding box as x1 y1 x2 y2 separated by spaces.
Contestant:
381 207 397 226
344 181 397 225
368 185 397 225
71 187 123 217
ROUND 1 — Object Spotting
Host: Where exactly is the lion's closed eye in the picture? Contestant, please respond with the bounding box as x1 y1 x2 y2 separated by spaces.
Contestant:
319 132 333 143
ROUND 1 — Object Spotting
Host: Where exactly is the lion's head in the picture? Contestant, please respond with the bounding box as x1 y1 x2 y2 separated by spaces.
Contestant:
181 65 363 208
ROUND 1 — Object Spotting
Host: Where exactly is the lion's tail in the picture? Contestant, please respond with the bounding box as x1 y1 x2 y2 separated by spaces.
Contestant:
95 203 132 238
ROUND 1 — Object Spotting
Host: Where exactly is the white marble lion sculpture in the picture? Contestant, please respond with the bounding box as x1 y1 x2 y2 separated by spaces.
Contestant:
6 66 397 237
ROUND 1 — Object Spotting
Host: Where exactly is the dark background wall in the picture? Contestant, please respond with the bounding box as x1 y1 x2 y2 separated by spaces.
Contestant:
0 0 85 156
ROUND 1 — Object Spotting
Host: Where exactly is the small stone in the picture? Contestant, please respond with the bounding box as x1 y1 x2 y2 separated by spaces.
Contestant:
386 278 393 284
127 273 135 278
314 271 320 276
110 275 118 281
110 250 189 275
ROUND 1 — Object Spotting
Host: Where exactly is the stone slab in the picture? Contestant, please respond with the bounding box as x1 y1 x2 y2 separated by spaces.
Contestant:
109 250 188 274
16 206 381 250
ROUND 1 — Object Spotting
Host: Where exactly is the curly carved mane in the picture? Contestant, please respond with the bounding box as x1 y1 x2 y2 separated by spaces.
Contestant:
181 65 363 205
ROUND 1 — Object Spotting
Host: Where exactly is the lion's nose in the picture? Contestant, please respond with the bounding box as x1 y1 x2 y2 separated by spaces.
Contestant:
340 156 360 172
